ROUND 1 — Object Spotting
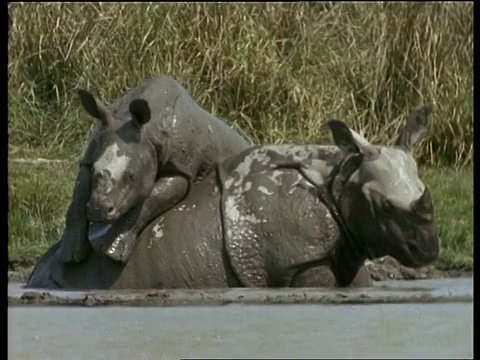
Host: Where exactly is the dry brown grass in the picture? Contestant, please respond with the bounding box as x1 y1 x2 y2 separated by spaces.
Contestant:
8 3 473 165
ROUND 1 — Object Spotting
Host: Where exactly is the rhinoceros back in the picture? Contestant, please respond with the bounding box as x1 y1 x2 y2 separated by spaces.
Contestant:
107 75 251 177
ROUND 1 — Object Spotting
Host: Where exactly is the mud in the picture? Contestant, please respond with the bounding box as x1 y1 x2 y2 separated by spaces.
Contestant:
364 256 471 280
8 256 471 285
8 277 473 307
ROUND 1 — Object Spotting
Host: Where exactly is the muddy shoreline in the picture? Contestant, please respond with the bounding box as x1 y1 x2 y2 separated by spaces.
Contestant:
9 289 473 307
8 256 472 285
363 256 472 281
8 276 474 307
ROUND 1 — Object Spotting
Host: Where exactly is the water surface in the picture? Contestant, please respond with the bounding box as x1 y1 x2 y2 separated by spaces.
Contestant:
8 277 473 359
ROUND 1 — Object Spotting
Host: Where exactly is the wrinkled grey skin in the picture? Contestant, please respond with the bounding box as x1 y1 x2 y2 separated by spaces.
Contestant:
59 75 251 264
27 106 439 290
219 106 439 287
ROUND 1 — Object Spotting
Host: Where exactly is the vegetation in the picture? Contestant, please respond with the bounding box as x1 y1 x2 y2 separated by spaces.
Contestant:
8 3 473 270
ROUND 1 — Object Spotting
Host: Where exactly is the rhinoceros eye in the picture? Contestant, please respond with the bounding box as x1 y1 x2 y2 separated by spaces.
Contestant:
92 173 100 185
126 171 135 182
382 199 395 214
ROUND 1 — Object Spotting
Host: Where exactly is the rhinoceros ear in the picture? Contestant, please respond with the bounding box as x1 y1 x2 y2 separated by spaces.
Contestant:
78 90 113 127
325 120 380 161
395 105 432 151
129 98 151 127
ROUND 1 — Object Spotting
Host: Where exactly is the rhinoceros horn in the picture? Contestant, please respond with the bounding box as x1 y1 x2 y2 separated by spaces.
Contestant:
411 186 434 219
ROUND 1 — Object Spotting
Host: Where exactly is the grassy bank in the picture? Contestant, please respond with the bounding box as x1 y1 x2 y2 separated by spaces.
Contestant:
8 3 473 271
8 160 473 271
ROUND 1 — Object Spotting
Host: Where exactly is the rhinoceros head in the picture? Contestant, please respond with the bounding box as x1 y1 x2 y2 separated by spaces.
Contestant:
78 90 167 222
328 105 440 268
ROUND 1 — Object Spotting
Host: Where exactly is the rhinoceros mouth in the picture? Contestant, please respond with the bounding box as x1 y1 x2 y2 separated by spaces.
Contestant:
88 222 114 250
393 238 440 268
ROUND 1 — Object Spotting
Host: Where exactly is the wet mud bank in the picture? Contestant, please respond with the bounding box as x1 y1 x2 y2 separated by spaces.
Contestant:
364 256 472 281
8 277 473 307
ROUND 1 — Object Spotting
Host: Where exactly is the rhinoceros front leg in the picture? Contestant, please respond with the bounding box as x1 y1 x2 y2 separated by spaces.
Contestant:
331 240 372 287
59 165 93 263
290 262 373 288
99 176 189 263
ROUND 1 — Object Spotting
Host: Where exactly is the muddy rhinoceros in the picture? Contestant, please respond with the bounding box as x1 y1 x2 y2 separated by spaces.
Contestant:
26 106 440 290
59 75 252 265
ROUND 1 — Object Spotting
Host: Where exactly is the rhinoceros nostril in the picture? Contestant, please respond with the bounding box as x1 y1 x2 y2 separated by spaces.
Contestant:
107 206 115 215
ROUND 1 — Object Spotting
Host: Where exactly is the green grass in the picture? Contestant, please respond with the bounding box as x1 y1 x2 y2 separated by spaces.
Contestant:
8 160 473 271
8 160 77 262
419 167 473 270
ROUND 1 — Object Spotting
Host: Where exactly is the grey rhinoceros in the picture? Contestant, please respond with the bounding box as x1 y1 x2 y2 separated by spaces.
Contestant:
59 75 251 264
26 106 440 290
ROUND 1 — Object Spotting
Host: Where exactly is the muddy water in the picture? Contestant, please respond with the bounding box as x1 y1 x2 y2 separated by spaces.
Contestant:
8 278 473 359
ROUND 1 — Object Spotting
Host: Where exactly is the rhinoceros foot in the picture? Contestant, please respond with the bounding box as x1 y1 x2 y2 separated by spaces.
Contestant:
59 225 92 264
102 229 136 264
